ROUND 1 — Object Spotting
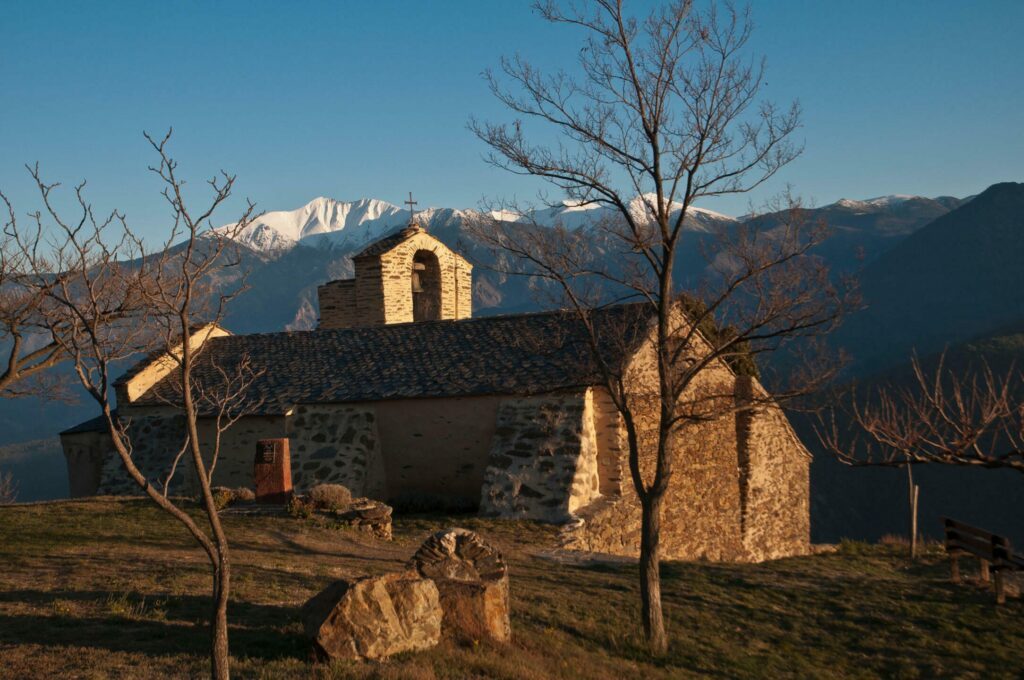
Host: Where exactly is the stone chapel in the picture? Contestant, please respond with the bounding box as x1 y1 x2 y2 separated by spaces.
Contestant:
60 219 813 562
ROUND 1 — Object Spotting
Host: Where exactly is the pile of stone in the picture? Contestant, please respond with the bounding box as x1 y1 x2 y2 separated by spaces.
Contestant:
319 497 393 540
301 528 511 662
290 484 394 540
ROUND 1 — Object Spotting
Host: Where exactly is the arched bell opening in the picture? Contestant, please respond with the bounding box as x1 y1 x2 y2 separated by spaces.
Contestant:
412 250 442 321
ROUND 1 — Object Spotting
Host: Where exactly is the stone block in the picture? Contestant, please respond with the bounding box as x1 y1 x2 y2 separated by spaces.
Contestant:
409 528 511 642
301 572 442 661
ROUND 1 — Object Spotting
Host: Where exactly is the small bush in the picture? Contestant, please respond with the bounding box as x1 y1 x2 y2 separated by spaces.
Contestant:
211 487 234 510
104 591 167 621
309 483 353 511
232 487 256 503
286 495 313 519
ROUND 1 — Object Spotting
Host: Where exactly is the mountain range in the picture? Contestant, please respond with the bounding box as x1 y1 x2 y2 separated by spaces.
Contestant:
207 191 971 334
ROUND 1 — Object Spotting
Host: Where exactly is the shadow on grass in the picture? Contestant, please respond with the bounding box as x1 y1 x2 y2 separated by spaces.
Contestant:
0 589 307 662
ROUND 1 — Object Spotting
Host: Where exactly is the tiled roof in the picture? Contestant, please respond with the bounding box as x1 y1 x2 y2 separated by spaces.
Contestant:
353 225 422 259
60 412 116 435
131 304 653 416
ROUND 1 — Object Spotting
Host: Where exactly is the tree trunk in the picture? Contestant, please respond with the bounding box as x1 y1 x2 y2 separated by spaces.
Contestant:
211 559 230 680
639 493 667 655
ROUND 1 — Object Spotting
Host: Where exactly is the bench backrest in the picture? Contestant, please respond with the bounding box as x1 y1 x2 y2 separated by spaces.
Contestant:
943 517 1021 569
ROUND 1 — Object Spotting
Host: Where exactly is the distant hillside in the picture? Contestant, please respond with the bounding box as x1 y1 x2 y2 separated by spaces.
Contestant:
749 194 962 274
805 319 1024 546
833 182 1024 375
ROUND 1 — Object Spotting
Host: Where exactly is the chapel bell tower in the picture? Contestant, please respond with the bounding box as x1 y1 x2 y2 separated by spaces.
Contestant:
316 194 473 329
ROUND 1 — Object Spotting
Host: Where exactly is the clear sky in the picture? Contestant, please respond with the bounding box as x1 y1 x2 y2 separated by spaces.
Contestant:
2 1 1022 240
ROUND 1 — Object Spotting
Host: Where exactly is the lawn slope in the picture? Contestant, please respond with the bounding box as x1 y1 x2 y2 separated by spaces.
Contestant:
0 499 1020 679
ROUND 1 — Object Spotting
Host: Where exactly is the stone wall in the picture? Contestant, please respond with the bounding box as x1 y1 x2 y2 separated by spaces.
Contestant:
478 390 599 522
375 396 501 510
735 376 812 561
561 326 748 561
94 411 189 496
61 430 112 498
287 404 381 495
317 279 359 329
192 415 289 491
317 228 472 329
65 409 292 497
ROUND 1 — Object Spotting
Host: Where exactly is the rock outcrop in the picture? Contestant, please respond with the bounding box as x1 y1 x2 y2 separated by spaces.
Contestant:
409 528 511 642
301 572 442 661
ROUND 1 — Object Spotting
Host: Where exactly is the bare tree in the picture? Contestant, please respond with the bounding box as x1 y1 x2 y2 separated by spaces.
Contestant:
816 353 1024 559
817 353 1024 474
8 131 262 680
471 0 846 652
0 471 17 504
0 196 66 397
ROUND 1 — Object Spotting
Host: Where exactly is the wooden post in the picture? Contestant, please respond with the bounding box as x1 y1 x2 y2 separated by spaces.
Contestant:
979 559 991 585
950 555 961 584
995 571 1006 605
910 484 920 560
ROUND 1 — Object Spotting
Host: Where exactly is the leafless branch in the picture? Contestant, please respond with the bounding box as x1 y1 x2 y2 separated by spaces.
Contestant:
816 352 1024 474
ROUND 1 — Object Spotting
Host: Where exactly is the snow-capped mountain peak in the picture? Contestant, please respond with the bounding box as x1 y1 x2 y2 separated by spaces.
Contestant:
220 197 408 254
219 194 739 255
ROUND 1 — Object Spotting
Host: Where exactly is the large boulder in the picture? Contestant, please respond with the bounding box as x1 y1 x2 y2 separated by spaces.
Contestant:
301 572 442 661
408 528 511 643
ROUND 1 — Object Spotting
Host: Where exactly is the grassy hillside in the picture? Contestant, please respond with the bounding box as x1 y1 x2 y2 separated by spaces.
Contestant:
0 499 1021 679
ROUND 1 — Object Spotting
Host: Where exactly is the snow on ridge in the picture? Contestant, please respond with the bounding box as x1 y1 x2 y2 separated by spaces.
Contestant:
219 196 408 254
864 194 919 206
219 194 739 255
833 194 925 210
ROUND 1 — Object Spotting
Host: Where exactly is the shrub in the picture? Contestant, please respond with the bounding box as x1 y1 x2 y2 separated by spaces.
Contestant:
232 487 256 503
211 487 234 511
286 495 313 519
308 483 353 511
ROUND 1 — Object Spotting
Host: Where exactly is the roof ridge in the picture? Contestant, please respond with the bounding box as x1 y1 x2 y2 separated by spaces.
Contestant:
200 301 654 344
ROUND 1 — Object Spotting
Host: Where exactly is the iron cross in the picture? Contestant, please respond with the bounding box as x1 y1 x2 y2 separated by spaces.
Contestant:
405 191 418 224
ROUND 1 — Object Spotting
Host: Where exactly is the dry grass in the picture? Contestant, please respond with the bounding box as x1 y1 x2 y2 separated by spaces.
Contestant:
0 498 1021 679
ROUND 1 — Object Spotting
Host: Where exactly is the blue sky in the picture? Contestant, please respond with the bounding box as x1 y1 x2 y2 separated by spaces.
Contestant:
2 1 1022 239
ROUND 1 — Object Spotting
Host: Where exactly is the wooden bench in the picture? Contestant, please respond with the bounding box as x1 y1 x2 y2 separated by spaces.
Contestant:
943 517 1024 604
